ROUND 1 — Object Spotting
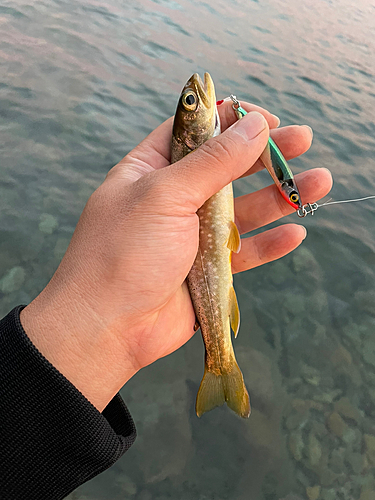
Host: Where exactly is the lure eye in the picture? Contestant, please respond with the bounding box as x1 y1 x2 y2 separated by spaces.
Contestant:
182 91 197 111
290 193 299 204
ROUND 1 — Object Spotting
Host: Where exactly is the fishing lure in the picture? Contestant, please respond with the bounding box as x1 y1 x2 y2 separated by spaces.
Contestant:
220 95 303 211
218 95 375 218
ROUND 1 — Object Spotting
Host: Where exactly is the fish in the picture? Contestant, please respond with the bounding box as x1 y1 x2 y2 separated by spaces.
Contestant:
171 73 250 418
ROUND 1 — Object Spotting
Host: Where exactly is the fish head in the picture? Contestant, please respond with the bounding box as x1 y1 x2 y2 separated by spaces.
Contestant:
172 72 218 151
279 180 303 210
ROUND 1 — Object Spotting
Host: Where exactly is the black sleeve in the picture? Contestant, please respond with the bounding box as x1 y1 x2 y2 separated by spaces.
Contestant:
0 306 136 500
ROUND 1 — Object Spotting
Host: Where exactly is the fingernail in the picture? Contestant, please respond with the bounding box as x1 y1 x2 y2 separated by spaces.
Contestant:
272 114 280 127
302 226 307 240
303 125 313 138
231 111 268 140
216 99 224 106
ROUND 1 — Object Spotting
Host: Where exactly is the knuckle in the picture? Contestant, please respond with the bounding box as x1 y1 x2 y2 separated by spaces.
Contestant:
200 136 237 168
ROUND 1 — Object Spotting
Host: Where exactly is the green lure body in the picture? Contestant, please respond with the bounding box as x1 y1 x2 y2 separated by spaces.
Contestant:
234 104 302 210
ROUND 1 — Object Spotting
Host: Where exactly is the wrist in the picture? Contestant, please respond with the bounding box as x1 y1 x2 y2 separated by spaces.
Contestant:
20 282 139 412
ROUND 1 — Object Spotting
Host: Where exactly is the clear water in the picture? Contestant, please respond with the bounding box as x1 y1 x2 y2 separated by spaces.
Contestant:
1 0 375 498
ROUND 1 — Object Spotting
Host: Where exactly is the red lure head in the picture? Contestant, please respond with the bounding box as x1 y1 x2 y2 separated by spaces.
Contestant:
279 181 302 210
281 191 301 210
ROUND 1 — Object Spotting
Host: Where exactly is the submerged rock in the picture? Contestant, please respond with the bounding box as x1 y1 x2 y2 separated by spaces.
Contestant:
363 339 375 367
283 292 306 316
292 246 319 274
354 290 375 317
0 266 25 293
321 489 336 500
300 363 321 387
279 495 304 500
285 410 309 431
346 452 364 474
313 389 342 404
308 433 322 467
306 485 321 500
363 434 375 465
114 474 137 497
292 398 324 414
326 412 348 438
342 321 362 346
329 448 346 474
331 345 352 367
342 426 360 446
54 237 70 261
360 490 375 500
319 468 340 488
334 397 361 422
39 213 58 234
288 431 304 461
269 260 290 285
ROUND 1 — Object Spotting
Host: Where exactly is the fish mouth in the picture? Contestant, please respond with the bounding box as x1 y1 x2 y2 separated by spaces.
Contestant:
187 72 215 109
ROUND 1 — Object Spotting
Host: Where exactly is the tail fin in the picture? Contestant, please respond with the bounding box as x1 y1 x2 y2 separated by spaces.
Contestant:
196 361 251 418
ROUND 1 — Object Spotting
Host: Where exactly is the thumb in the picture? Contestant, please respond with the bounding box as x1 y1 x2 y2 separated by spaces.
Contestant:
160 111 269 210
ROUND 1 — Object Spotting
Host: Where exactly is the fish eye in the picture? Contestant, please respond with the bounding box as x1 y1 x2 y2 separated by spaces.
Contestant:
182 91 197 111
290 193 299 203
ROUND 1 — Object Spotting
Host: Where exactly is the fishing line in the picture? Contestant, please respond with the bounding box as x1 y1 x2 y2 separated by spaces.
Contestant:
297 195 375 217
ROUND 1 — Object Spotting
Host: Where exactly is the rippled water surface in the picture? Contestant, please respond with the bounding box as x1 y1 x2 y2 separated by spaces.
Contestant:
1 0 375 499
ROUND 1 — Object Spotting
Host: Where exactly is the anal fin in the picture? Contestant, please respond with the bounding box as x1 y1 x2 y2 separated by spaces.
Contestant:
227 221 241 253
229 286 240 337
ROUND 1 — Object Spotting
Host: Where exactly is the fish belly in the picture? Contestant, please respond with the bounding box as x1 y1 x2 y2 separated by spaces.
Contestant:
187 184 234 371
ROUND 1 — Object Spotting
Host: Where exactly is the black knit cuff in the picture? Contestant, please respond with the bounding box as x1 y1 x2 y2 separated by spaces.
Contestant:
0 306 136 500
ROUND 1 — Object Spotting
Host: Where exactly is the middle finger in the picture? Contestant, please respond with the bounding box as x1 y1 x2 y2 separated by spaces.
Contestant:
234 167 333 234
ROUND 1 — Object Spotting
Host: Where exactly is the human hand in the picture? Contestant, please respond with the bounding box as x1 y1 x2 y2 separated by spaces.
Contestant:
20 102 332 411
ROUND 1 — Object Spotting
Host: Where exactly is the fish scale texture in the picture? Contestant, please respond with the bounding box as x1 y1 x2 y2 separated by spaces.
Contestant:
0 306 136 500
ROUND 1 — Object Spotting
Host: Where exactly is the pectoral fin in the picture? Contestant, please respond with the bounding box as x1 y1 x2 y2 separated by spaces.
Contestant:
229 286 240 337
227 221 241 253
